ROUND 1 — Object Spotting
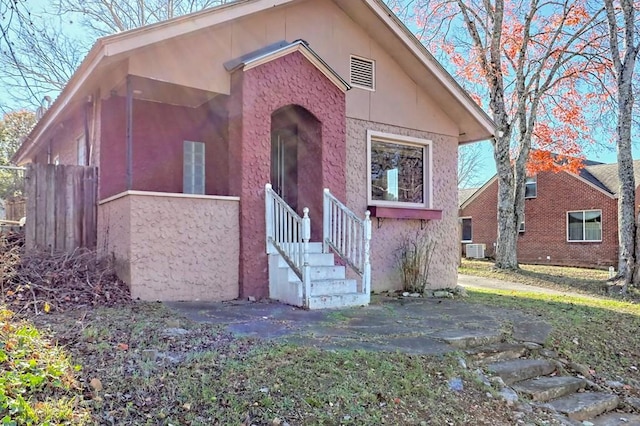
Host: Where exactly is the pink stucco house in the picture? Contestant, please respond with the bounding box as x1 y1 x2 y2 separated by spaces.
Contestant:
14 0 495 308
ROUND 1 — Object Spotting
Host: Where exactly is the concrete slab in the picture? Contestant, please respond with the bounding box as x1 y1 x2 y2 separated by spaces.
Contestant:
434 329 503 349
486 359 556 385
513 376 586 402
589 412 640 425
165 293 552 355
548 392 619 421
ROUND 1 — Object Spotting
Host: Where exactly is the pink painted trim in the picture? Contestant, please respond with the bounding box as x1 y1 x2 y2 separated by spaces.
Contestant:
368 205 442 220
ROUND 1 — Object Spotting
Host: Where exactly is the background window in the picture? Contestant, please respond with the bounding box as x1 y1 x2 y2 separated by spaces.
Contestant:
567 210 602 241
519 214 525 233
183 141 205 194
461 218 472 242
525 176 537 198
77 135 86 165
368 133 430 206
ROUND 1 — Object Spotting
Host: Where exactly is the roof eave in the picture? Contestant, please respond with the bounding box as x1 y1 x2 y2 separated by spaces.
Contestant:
459 175 498 210
13 41 107 164
367 0 496 141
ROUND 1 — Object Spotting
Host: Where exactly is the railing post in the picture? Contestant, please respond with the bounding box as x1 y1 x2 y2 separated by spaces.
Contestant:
302 207 311 308
322 188 330 253
265 184 273 253
363 210 372 295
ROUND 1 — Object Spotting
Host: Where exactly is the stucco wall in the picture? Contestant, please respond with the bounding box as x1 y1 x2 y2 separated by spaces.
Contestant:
98 192 240 301
230 50 346 298
346 118 459 291
97 195 132 283
99 96 229 200
126 0 458 138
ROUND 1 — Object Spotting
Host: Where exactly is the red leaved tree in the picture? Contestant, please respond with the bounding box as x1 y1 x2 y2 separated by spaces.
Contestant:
392 0 604 269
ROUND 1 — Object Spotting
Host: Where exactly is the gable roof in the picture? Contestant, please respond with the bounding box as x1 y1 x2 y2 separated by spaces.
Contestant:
459 187 480 208
14 0 496 164
460 159 640 210
583 160 640 196
223 39 351 91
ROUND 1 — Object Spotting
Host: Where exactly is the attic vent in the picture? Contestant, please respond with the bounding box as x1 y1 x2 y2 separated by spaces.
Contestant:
350 56 375 90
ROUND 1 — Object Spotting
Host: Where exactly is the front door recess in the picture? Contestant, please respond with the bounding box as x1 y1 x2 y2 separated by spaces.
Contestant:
271 127 298 210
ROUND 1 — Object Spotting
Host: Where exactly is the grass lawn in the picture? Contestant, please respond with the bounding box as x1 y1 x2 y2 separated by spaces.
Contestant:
2 303 553 425
459 258 632 298
3 259 640 424
461 258 640 388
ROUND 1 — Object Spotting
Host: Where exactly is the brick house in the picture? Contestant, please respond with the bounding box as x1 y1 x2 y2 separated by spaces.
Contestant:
14 0 495 308
459 160 640 268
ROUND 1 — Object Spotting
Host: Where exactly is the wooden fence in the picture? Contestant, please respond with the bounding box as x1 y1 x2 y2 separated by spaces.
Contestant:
4 197 26 221
25 164 97 252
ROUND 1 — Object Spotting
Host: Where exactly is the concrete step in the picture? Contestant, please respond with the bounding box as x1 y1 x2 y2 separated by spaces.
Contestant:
308 292 369 309
277 252 335 267
436 330 503 349
486 359 556 385
513 376 586 402
310 279 357 296
276 242 324 253
589 412 640 425
547 392 619 421
287 265 346 281
465 343 527 364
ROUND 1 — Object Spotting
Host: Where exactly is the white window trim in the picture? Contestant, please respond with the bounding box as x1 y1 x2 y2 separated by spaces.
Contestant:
519 214 525 233
566 209 602 243
350 55 376 91
461 216 472 243
367 130 432 209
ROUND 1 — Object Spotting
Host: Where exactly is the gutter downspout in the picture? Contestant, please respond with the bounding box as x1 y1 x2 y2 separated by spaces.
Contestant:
126 75 133 190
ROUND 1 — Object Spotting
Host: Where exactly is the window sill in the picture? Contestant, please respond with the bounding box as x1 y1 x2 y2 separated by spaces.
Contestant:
368 205 442 220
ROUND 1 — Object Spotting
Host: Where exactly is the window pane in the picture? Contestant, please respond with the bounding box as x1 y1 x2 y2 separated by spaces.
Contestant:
568 211 584 241
462 218 472 241
584 211 601 240
184 141 205 195
371 141 423 203
525 176 537 198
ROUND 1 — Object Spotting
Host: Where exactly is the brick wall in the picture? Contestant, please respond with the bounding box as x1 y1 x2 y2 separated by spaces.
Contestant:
460 171 619 268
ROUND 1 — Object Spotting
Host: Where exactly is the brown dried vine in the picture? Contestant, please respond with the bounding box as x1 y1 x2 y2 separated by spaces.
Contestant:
0 230 130 316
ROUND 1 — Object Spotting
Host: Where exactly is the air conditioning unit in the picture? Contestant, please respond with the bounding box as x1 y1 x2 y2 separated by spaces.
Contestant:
465 243 486 259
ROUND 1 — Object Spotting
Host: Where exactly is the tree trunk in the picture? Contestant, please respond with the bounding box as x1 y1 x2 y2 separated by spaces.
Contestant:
617 119 635 285
493 133 519 269
604 0 639 289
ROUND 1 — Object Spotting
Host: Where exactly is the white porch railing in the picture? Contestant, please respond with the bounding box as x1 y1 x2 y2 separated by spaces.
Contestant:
265 183 311 304
322 188 372 294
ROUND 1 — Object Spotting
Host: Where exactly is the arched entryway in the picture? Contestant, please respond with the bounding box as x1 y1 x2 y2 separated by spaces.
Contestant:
270 105 323 240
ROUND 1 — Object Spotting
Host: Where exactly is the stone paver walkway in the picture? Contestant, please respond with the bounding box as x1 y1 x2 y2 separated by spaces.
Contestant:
166 291 552 354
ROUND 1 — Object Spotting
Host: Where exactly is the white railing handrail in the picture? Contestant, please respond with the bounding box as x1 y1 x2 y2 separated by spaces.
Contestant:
323 188 372 294
265 184 312 305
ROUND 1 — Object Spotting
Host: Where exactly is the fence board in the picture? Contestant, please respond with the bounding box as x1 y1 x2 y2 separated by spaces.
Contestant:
24 163 97 252
35 164 47 248
45 165 56 250
25 167 37 251
54 166 66 251
64 168 75 250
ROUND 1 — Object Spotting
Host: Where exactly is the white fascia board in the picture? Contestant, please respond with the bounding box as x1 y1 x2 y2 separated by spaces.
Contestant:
365 0 496 138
